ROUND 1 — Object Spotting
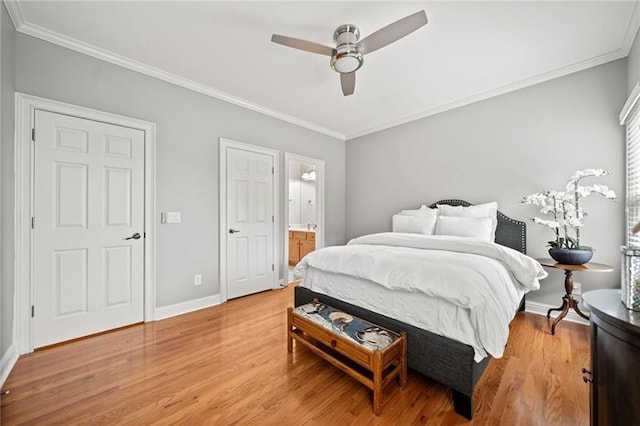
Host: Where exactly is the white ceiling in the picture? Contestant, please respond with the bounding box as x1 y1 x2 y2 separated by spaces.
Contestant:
6 1 640 140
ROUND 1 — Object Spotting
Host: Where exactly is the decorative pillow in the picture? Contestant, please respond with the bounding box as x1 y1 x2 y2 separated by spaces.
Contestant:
434 216 493 241
437 202 498 240
399 205 435 216
392 214 435 234
399 204 428 212
397 205 438 234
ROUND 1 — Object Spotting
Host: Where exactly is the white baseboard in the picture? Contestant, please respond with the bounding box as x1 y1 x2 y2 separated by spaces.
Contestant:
525 300 590 325
154 294 221 321
1 344 19 388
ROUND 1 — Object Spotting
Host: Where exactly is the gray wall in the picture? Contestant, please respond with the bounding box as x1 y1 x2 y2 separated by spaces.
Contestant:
346 60 626 306
628 30 640 95
13 34 346 310
1 4 15 362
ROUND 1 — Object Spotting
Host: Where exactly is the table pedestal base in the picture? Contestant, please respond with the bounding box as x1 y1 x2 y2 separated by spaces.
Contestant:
546 295 589 335
545 269 590 335
538 259 613 335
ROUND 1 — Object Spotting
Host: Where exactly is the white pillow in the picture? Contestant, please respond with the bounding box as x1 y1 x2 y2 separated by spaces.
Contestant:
392 214 435 234
435 216 493 241
399 204 428 213
399 205 436 217
397 206 438 234
437 202 498 240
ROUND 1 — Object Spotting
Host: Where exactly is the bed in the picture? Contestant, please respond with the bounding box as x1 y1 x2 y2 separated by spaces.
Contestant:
293 199 542 419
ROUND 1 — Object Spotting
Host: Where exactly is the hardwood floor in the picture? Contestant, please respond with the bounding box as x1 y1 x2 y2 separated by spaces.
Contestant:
1 285 590 425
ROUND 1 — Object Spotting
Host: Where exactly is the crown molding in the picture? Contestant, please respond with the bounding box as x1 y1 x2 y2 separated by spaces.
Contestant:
4 2 346 141
346 47 630 140
622 0 640 56
3 0 25 29
346 0 640 140
5 0 639 142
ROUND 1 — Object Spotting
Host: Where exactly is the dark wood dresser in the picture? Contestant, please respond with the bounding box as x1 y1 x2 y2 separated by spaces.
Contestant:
583 289 640 426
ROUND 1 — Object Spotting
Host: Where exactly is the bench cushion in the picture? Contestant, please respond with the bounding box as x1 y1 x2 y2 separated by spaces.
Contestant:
294 301 400 351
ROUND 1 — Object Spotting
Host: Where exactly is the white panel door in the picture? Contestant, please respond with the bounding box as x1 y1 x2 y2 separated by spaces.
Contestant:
226 147 275 299
33 110 145 348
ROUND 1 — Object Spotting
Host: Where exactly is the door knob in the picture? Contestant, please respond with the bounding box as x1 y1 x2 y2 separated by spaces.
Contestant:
229 229 240 234
124 232 141 240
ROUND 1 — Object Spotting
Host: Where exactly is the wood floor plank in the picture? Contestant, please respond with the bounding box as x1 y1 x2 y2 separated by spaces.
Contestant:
1 285 590 425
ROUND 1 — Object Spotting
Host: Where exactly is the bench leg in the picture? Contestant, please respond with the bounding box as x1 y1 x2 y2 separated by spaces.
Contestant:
373 350 383 415
399 331 407 388
286 307 293 353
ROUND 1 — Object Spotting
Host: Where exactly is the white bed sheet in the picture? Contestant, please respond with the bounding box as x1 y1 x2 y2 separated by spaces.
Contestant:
300 267 525 362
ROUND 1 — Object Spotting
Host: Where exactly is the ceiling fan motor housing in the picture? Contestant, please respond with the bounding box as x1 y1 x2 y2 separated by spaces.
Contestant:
330 24 364 74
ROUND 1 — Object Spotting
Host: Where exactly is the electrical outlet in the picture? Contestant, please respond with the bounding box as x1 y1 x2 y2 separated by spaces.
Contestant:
574 282 582 295
194 274 202 286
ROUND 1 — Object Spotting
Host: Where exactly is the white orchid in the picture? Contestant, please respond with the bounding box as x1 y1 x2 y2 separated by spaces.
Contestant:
565 216 584 228
521 192 547 206
543 190 569 201
589 184 617 199
575 186 593 197
532 217 560 228
522 168 616 249
571 184 617 200
566 168 609 189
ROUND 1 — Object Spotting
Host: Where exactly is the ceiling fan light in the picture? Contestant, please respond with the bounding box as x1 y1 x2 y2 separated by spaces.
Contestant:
331 45 363 74
331 24 363 74
333 55 361 73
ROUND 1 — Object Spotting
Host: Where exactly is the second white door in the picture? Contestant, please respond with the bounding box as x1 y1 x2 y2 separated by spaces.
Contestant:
225 146 275 299
33 110 145 348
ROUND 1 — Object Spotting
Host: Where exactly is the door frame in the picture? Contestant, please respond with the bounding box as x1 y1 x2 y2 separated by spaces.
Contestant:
218 138 279 302
283 152 325 280
14 93 157 354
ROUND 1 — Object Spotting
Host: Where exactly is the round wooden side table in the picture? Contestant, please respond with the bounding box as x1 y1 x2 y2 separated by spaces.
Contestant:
537 259 614 335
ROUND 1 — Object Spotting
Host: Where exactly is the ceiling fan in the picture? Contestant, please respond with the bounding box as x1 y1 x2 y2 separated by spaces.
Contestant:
271 10 428 96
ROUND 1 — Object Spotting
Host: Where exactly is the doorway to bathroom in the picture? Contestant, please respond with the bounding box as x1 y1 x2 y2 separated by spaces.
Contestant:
284 153 325 284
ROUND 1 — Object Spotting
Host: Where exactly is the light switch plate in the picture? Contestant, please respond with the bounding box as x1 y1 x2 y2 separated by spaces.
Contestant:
161 212 181 224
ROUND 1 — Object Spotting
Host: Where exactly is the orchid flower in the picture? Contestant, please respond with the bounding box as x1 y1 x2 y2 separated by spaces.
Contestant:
532 217 560 228
522 168 615 249
566 168 609 189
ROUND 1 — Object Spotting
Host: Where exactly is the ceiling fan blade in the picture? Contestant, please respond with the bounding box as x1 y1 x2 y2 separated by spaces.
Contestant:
341 72 355 96
271 34 335 56
358 10 428 55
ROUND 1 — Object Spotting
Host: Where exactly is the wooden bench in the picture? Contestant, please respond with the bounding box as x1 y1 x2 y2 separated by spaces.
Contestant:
287 300 407 415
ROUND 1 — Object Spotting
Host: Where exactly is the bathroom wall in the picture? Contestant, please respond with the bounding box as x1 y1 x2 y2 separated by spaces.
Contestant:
288 160 317 228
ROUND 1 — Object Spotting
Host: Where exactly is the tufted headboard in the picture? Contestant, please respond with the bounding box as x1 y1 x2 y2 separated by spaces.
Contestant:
428 199 527 254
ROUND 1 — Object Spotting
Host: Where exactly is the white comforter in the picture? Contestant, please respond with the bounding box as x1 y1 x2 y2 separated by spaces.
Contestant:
294 233 547 360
